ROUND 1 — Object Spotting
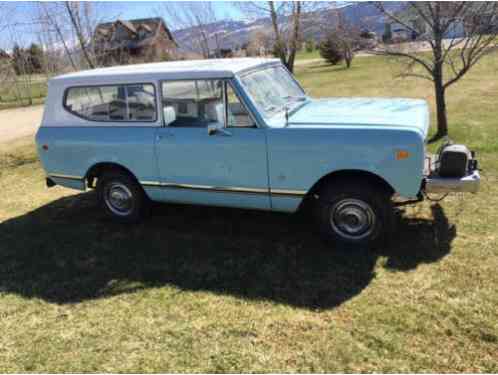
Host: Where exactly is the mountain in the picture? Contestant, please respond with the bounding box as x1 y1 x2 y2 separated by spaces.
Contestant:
171 2 405 53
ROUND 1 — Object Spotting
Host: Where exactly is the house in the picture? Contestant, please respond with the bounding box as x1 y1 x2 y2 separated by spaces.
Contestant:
383 3 498 44
94 18 177 66
0 49 10 62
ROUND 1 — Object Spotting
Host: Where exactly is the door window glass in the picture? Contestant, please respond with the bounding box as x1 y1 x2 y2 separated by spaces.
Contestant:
161 80 224 127
226 84 256 128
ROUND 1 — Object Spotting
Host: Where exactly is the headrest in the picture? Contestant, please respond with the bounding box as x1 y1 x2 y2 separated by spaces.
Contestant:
163 106 176 126
215 102 225 125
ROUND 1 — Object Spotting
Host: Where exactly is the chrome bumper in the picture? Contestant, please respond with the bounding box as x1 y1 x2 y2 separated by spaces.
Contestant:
424 169 480 194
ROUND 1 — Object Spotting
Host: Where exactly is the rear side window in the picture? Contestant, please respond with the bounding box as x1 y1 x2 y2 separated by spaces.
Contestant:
64 83 156 122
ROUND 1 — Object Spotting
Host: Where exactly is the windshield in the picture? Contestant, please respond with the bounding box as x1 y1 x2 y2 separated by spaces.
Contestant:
239 65 306 119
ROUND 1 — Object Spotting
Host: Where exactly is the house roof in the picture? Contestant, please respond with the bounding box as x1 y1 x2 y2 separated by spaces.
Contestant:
137 23 152 33
94 17 177 47
50 58 281 85
0 49 10 59
116 19 137 34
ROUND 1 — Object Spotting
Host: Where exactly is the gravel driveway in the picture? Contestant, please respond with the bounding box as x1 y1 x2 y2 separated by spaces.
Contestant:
0 105 44 144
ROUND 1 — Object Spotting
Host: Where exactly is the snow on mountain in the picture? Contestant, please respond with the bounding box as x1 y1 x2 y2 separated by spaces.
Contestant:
171 2 404 53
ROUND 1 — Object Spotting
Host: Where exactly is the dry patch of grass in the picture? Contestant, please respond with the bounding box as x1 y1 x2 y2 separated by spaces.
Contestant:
1 53 498 372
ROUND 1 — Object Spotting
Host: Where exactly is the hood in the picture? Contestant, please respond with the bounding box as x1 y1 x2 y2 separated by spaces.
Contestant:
289 98 430 139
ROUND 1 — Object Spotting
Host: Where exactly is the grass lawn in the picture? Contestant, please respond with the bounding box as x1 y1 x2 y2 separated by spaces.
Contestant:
1 54 498 372
0 76 47 110
295 49 322 61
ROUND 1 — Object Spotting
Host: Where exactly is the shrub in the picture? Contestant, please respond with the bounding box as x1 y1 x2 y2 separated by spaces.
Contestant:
305 39 315 53
318 35 344 65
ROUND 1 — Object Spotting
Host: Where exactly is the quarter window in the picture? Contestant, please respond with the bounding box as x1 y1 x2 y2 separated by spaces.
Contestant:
64 84 156 122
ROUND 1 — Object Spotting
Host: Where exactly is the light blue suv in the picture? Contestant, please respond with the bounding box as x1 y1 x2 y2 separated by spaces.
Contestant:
36 58 480 247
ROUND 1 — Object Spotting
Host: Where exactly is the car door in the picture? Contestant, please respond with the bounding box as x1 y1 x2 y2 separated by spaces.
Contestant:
154 79 270 210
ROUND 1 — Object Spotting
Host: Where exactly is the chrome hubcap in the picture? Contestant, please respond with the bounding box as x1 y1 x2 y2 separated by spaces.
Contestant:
330 199 376 240
104 182 134 216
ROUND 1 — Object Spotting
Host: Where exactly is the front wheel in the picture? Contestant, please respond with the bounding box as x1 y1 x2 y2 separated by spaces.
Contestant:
314 180 394 249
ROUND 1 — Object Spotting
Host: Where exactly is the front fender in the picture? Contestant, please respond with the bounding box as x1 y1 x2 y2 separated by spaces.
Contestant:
266 127 425 212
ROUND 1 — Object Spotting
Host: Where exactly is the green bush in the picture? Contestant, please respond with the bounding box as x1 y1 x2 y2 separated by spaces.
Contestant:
318 35 344 65
305 39 315 53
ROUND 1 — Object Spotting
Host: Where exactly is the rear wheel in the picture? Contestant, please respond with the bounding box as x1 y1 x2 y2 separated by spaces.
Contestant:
97 171 148 223
314 179 394 249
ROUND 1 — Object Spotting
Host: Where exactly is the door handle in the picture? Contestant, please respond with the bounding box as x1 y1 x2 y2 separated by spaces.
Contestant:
156 133 173 141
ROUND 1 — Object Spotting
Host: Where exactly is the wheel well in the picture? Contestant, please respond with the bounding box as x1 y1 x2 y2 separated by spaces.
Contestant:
85 162 138 188
307 170 395 198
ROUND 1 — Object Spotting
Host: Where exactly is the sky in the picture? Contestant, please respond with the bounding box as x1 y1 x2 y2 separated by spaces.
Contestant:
0 1 245 51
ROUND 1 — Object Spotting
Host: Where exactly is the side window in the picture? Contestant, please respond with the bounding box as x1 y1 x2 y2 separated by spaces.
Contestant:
226 83 256 128
161 80 224 127
64 84 156 122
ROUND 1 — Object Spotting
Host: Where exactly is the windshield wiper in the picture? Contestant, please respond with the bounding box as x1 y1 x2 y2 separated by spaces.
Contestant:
264 104 279 113
282 95 307 102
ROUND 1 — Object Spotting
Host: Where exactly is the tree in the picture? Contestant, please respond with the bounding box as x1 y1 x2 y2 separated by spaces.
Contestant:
318 34 344 65
305 39 315 53
382 23 392 43
37 2 103 70
247 30 271 57
11 44 26 76
373 2 498 141
158 2 218 58
38 3 77 70
27 43 44 73
64 2 96 69
237 1 314 72
331 11 365 68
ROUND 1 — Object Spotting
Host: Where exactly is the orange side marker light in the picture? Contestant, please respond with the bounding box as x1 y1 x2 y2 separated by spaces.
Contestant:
396 150 410 160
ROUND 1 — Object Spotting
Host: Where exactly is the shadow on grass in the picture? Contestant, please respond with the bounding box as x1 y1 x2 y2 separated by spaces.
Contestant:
0 192 455 309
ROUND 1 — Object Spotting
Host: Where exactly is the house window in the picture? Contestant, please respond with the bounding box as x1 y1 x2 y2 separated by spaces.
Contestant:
64 83 156 122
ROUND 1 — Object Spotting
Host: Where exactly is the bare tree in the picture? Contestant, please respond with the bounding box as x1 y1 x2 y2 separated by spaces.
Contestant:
373 2 498 141
64 2 96 69
0 3 12 33
37 2 104 71
246 30 272 57
324 10 365 68
237 1 307 72
158 2 218 58
38 3 78 70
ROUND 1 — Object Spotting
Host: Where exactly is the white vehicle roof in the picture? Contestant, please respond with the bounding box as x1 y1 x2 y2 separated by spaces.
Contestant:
50 58 281 86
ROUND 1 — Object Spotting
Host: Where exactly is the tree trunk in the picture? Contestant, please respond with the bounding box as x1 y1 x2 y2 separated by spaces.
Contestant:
286 1 301 73
269 2 286 67
434 74 448 139
344 44 352 68
431 4 447 140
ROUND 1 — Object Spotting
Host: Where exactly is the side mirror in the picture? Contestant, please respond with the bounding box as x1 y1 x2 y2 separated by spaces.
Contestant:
207 124 218 136
207 123 231 136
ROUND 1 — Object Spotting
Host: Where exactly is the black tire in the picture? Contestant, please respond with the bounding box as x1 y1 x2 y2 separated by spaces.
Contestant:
313 179 395 249
97 171 148 223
